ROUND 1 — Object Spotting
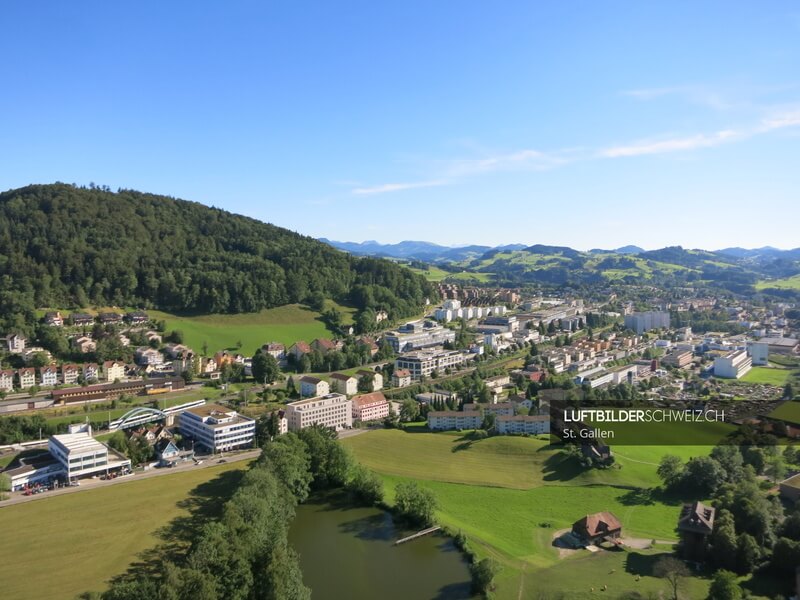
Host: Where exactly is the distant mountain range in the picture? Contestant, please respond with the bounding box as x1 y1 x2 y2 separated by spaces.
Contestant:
321 238 800 295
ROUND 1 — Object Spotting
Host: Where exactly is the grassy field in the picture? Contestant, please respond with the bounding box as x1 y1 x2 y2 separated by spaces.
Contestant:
0 462 247 600
755 274 800 291
342 429 724 600
150 301 355 355
769 400 800 424
741 365 795 386
408 265 494 283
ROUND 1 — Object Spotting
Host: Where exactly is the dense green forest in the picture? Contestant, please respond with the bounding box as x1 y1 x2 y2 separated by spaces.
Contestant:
0 184 435 332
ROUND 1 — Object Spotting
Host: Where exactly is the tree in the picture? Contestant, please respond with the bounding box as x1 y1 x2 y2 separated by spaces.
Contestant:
480 412 496 432
735 533 760 574
765 453 786 483
783 382 794 399
682 456 723 496
252 351 280 385
710 509 738 571
657 455 684 489
653 555 690 600
394 481 438 527
346 464 384 506
706 570 742 600
470 558 498 595
400 399 420 423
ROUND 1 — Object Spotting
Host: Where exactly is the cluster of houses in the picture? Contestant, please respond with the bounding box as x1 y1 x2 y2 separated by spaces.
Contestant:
0 360 129 393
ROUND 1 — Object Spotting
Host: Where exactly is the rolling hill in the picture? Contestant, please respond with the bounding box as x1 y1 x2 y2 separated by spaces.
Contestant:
0 184 435 333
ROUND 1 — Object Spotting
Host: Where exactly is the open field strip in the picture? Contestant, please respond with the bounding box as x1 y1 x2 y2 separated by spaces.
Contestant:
0 462 248 600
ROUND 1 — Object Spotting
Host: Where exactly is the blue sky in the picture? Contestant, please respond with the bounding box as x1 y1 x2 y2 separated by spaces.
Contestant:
1 2 798 250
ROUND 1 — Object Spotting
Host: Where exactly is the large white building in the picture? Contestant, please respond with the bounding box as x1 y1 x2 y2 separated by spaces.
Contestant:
179 403 256 452
383 320 456 352
285 393 353 431
394 349 468 381
746 341 769 366
496 415 550 435
624 311 670 334
49 431 131 481
714 350 753 379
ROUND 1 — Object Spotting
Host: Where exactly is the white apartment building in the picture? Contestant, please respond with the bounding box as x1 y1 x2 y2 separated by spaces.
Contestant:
49 432 131 480
285 393 353 431
103 361 126 382
714 350 753 379
179 404 256 452
496 415 550 435
462 402 515 416
330 373 358 396
0 369 14 392
5 334 26 354
299 376 330 398
394 349 467 381
624 311 670 334
428 410 483 431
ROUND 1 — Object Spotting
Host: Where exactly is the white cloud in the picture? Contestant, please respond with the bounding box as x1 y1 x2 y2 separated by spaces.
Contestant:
444 149 568 177
759 109 800 131
351 179 447 195
599 129 741 158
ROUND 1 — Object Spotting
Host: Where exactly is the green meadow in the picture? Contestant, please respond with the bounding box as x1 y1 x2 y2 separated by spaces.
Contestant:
755 274 800 291
343 429 765 600
741 365 795 386
150 301 356 354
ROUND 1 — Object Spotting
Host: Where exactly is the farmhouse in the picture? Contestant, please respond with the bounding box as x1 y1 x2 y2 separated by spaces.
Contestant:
289 341 312 361
311 338 338 354
677 501 715 561
572 512 622 545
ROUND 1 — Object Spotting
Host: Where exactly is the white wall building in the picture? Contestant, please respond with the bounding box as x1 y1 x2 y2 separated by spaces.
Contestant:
179 404 256 452
747 341 769 366
49 432 131 480
624 311 670 334
299 376 330 398
285 393 353 431
496 415 550 435
428 410 482 431
714 350 753 379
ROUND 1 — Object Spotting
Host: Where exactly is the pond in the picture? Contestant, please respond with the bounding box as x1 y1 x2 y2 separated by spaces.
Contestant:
289 493 476 600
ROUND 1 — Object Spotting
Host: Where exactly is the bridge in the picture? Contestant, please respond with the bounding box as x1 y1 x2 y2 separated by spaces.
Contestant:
109 399 207 431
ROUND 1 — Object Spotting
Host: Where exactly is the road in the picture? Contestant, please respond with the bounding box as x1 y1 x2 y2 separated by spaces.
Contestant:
0 448 261 509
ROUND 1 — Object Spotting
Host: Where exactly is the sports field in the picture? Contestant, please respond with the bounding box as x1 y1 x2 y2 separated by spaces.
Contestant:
0 462 247 600
343 429 724 600
150 301 355 354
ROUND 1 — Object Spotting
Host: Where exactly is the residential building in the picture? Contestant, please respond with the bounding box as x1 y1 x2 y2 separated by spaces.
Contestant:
356 336 379 357
164 343 191 359
17 368 36 388
624 311 670 334
330 373 358 396
179 403 256 452
383 320 456 352
103 360 126 382
351 391 390 422
299 375 330 398
49 431 131 480
145 330 162 345
5 333 26 354
288 341 312 361
98 312 123 325
392 368 412 388
677 501 715 561
462 402 515 416
40 365 59 386
72 336 96 354
61 364 80 385
70 313 94 326
0 369 14 392
609 364 638 385
125 310 149 324
82 363 99 382
311 338 337 354
44 311 64 327
135 346 164 366
428 410 482 431
394 349 467 381
356 369 383 391
262 342 286 363
714 350 753 379
496 415 550 435
285 393 352 431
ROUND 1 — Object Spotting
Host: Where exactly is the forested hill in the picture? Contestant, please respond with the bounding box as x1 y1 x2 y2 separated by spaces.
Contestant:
0 183 434 324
